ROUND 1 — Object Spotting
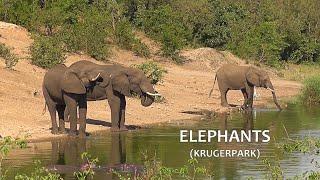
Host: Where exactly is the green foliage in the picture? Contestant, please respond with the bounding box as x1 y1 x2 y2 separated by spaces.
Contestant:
300 76 320 105
0 0 37 30
60 4 111 61
2 0 320 66
0 136 28 179
73 152 98 180
262 158 283 180
228 21 286 67
30 36 65 69
0 136 28 160
113 152 212 179
132 62 167 85
14 160 62 180
136 5 191 60
115 19 150 58
280 136 320 154
0 43 19 69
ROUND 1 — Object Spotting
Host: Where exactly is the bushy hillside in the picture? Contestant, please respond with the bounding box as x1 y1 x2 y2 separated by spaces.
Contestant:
1 0 319 69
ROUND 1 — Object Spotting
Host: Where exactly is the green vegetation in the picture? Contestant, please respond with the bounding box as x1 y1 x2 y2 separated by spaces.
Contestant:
113 152 212 179
0 43 19 69
133 61 167 85
1 0 319 66
15 161 63 180
73 152 98 180
262 158 283 180
300 76 320 106
279 136 320 154
30 36 65 69
0 136 28 179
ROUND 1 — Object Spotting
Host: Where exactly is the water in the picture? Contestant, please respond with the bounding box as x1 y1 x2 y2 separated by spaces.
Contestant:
3 104 320 179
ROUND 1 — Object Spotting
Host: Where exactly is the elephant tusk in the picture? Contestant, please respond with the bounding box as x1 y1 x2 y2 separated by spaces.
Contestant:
91 73 101 81
146 92 161 96
266 87 274 92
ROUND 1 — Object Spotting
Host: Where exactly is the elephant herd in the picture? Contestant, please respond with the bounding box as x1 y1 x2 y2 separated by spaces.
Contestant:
43 61 281 137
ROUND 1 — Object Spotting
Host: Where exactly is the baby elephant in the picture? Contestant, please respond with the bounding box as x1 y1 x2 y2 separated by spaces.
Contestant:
209 64 281 110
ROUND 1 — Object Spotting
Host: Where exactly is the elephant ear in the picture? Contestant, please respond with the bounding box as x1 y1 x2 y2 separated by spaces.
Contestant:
96 71 111 88
61 70 86 94
111 73 131 96
246 67 260 86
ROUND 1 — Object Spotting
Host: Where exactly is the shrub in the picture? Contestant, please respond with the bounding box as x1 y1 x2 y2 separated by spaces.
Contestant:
300 76 320 105
60 6 111 61
0 43 19 69
132 62 167 85
132 39 150 58
136 5 191 60
30 36 65 69
115 19 150 58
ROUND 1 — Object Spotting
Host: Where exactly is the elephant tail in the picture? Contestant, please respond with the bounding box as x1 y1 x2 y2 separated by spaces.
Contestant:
42 102 47 115
208 74 217 98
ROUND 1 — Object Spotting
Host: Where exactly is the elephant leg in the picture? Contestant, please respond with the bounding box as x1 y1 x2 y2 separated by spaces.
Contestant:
78 95 87 138
245 85 254 110
64 107 69 122
56 105 66 134
108 94 121 131
241 89 248 108
43 88 58 134
64 94 78 136
119 94 127 131
220 88 229 107
47 102 58 134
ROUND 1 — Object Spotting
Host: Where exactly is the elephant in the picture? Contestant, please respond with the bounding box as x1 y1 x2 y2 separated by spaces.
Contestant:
42 64 110 137
209 64 282 110
67 60 160 132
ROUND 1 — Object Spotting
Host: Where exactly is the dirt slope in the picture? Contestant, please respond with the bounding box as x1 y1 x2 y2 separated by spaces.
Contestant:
0 22 302 140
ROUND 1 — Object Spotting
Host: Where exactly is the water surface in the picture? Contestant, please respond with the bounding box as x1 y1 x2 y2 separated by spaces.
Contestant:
3 104 320 179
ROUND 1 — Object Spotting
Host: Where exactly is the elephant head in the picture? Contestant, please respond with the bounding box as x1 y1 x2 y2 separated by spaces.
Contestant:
246 67 282 110
124 67 159 107
61 69 101 94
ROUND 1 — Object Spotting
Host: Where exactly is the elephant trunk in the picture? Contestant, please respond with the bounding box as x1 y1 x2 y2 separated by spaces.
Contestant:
140 81 156 107
141 93 155 107
267 84 282 110
272 91 282 111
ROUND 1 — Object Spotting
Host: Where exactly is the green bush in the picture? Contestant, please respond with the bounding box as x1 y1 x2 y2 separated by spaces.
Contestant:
115 19 150 58
136 5 191 60
60 6 111 61
30 36 65 69
132 39 150 58
133 62 167 85
0 43 19 69
301 76 320 105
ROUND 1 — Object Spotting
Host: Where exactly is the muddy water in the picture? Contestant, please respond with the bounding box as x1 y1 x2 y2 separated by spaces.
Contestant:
3 104 320 179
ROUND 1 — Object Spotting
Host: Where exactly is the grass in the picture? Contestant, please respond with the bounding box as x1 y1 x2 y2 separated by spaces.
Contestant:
280 63 320 82
278 136 320 154
300 75 320 105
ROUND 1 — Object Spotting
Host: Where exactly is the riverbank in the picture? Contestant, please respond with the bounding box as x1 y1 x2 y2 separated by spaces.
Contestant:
0 22 302 140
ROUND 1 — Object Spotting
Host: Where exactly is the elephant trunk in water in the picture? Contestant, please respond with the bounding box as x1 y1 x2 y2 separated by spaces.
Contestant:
266 84 282 110
271 92 282 110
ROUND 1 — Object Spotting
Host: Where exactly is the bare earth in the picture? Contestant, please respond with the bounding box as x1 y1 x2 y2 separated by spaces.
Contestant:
0 22 302 140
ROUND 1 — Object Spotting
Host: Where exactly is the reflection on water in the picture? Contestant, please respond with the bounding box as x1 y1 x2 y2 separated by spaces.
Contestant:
3 104 320 179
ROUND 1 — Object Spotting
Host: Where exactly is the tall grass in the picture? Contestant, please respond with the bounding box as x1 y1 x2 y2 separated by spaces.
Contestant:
301 76 320 105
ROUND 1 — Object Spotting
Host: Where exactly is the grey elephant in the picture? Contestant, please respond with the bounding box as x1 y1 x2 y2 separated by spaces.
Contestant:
209 64 281 110
42 64 110 137
68 60 160 132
